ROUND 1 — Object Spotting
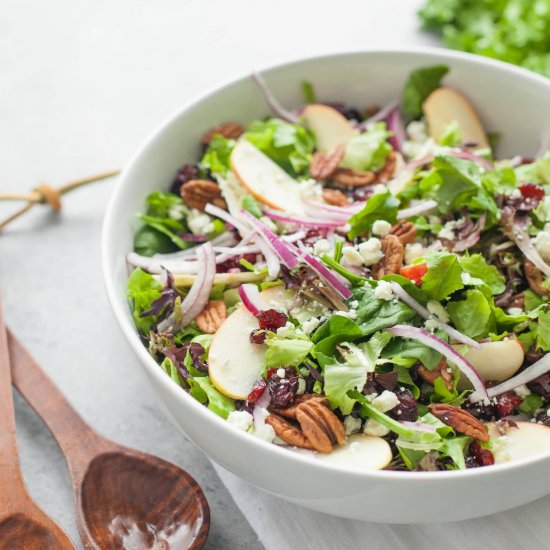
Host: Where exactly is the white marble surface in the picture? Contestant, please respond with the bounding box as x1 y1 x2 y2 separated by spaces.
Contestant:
8 1 548 549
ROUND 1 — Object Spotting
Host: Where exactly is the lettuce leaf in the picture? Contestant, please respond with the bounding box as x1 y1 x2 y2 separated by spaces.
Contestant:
402 64 449 119
341 122 392 172
421 252 464 301
188 376 236 419
447 289 494 339
458 254 506 295
264 331 314 370
347 191 400 239
200 134 235 176
127 268 163 334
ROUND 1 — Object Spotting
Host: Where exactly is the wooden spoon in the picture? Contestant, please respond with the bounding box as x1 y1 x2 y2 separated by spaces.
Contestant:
0 302 76 550
7 330 210 550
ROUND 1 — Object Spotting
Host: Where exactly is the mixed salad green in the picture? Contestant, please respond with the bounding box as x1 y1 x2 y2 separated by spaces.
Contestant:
127 65 550 472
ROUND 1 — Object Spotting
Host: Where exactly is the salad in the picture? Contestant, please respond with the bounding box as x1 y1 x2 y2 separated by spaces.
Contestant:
127 65 550 472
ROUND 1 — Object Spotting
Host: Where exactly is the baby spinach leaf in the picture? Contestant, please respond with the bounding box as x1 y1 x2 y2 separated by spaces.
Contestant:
347 191 400 239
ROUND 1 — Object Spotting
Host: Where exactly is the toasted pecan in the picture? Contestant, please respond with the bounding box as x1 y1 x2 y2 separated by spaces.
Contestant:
201 122 244 145
195 300 227 334
428 403 489 442
331 167 376 187
322 188 349 207
376 151 397 182
390 220 417 245
370 234 404 279
270 394 328 419
181 179 226 212
417 358 453 391
524 259 550 297
295 399 346 453
310 144 345 180
265 414 314 449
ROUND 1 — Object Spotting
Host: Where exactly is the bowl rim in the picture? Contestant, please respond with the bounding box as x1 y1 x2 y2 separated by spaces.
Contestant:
102 46 550 481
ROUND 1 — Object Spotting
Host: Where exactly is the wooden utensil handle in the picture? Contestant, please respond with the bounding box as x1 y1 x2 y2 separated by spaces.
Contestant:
8 330 111 481
0 304 24 486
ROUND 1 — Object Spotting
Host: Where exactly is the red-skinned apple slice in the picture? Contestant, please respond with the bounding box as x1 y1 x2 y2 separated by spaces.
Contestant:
302 104 357 153
315 433 392 471
423 87 489 148
208 286 296 399
486 422 550 463
230 139 306 214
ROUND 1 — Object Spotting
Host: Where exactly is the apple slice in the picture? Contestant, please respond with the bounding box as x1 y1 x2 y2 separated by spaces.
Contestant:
423 87 489 148
486 421 550 463
230 139 306 215
208 286 296 399
302 104 357 153
456 339 524 390
315 433 392 471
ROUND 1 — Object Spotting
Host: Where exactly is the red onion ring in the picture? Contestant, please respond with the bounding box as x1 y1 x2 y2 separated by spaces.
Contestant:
238 284 267 315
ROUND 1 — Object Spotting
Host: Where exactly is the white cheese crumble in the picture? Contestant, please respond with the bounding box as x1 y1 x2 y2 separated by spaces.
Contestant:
372 390 400 412
514 384 531 398
363 418 390 437
424 319 440 331
374 280 394 301
344 415 362 435
507 307 524 316
254 423 276 443
438 221 456 241
371 183 387 195
168 204 187 220
334 309 358 320
276 368 286 378
187 209 214 235
427 300 450 323
296 378 306 395
276 322 295 338
301 316 321 336
358 238 384 266
533 230 550 262
404 242 424 265
342 246 364 267
227 410 254 432
372 219 392 237
461 272 483 286
313 238 332 256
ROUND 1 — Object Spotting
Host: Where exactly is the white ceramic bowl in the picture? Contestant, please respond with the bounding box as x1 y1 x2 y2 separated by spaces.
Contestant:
102 48 550 523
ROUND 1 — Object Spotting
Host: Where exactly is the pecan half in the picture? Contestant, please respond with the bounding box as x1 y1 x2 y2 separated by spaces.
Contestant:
428 403 489 442
195 300 227 334
295 399 346 453
524 259 550 296
201 122 244 145
390 220 417 245
376 151 397 182
266 414 315 449
370 234 404 279
181 180 227 212
310 144 345 180
270 394 328 419
331 167 376 187
417 358 453 391
322 188 349 207
509 293 525 309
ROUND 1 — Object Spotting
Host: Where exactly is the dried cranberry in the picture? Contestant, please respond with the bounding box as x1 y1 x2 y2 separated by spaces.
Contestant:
217 253 258 273
519 183 545 202
250 329 268 345
255 309 288 331
267 367 299 408
324 102 362 121
468 442 495 467
301 228 329 247
170 163 200 194
495 391 523 418
388 388 418 422
245 378 267 412
352 186 374 202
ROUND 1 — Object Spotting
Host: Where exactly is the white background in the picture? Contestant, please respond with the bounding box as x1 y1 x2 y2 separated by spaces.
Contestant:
3 1 548 549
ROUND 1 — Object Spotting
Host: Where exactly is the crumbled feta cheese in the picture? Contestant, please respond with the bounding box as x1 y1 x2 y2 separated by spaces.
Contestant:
427 300 450 323
374 280 394 301
507 307 524 316
363 418 390 437
428 215 442 226
438 221 457 241
372 219 392 237
313 238 332 256
533 230 550 262
349 300 359 309
358 238 384 266
277 368 286 378
168 204 187 220
510 189 522 199
334 309 358 320
227 410 253 432
301 316 321 336
371 183 387 195
461 272 483 286
424 319 439 331
406 120 429 143
187 209 213 235
276 322 295 338
296 378 306 395
344 415 362 435
514 384 531 398
342 246 364 267
536 197 550 222
404 243 424 265
372 390 400 412
254 422 276 443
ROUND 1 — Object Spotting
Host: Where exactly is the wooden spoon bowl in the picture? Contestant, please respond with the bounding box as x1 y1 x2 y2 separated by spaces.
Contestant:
0 512 73 550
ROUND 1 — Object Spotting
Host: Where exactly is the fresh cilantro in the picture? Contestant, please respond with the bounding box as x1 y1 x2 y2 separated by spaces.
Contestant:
402 65 449 119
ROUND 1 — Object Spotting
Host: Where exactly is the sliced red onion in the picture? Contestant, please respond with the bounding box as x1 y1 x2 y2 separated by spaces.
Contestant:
127 252 200 275
263 208 345 228
388 325 488 402
386 107 406 153
389 282 480 349
303 207 350 224
238 284 267 315
302 196 361 215
360 100 398 128
178 233 208 242
470 353 550 403
397 199 438 220
241 211 299 269
149 232 237 260
252 233 280 278
282 231 307 243
510 214 550 277
449 150 493 171
251 72 299 124
400 421 436 433
298 250 352 300
205 203 250 237
253 386 272 431
406 155 434 171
